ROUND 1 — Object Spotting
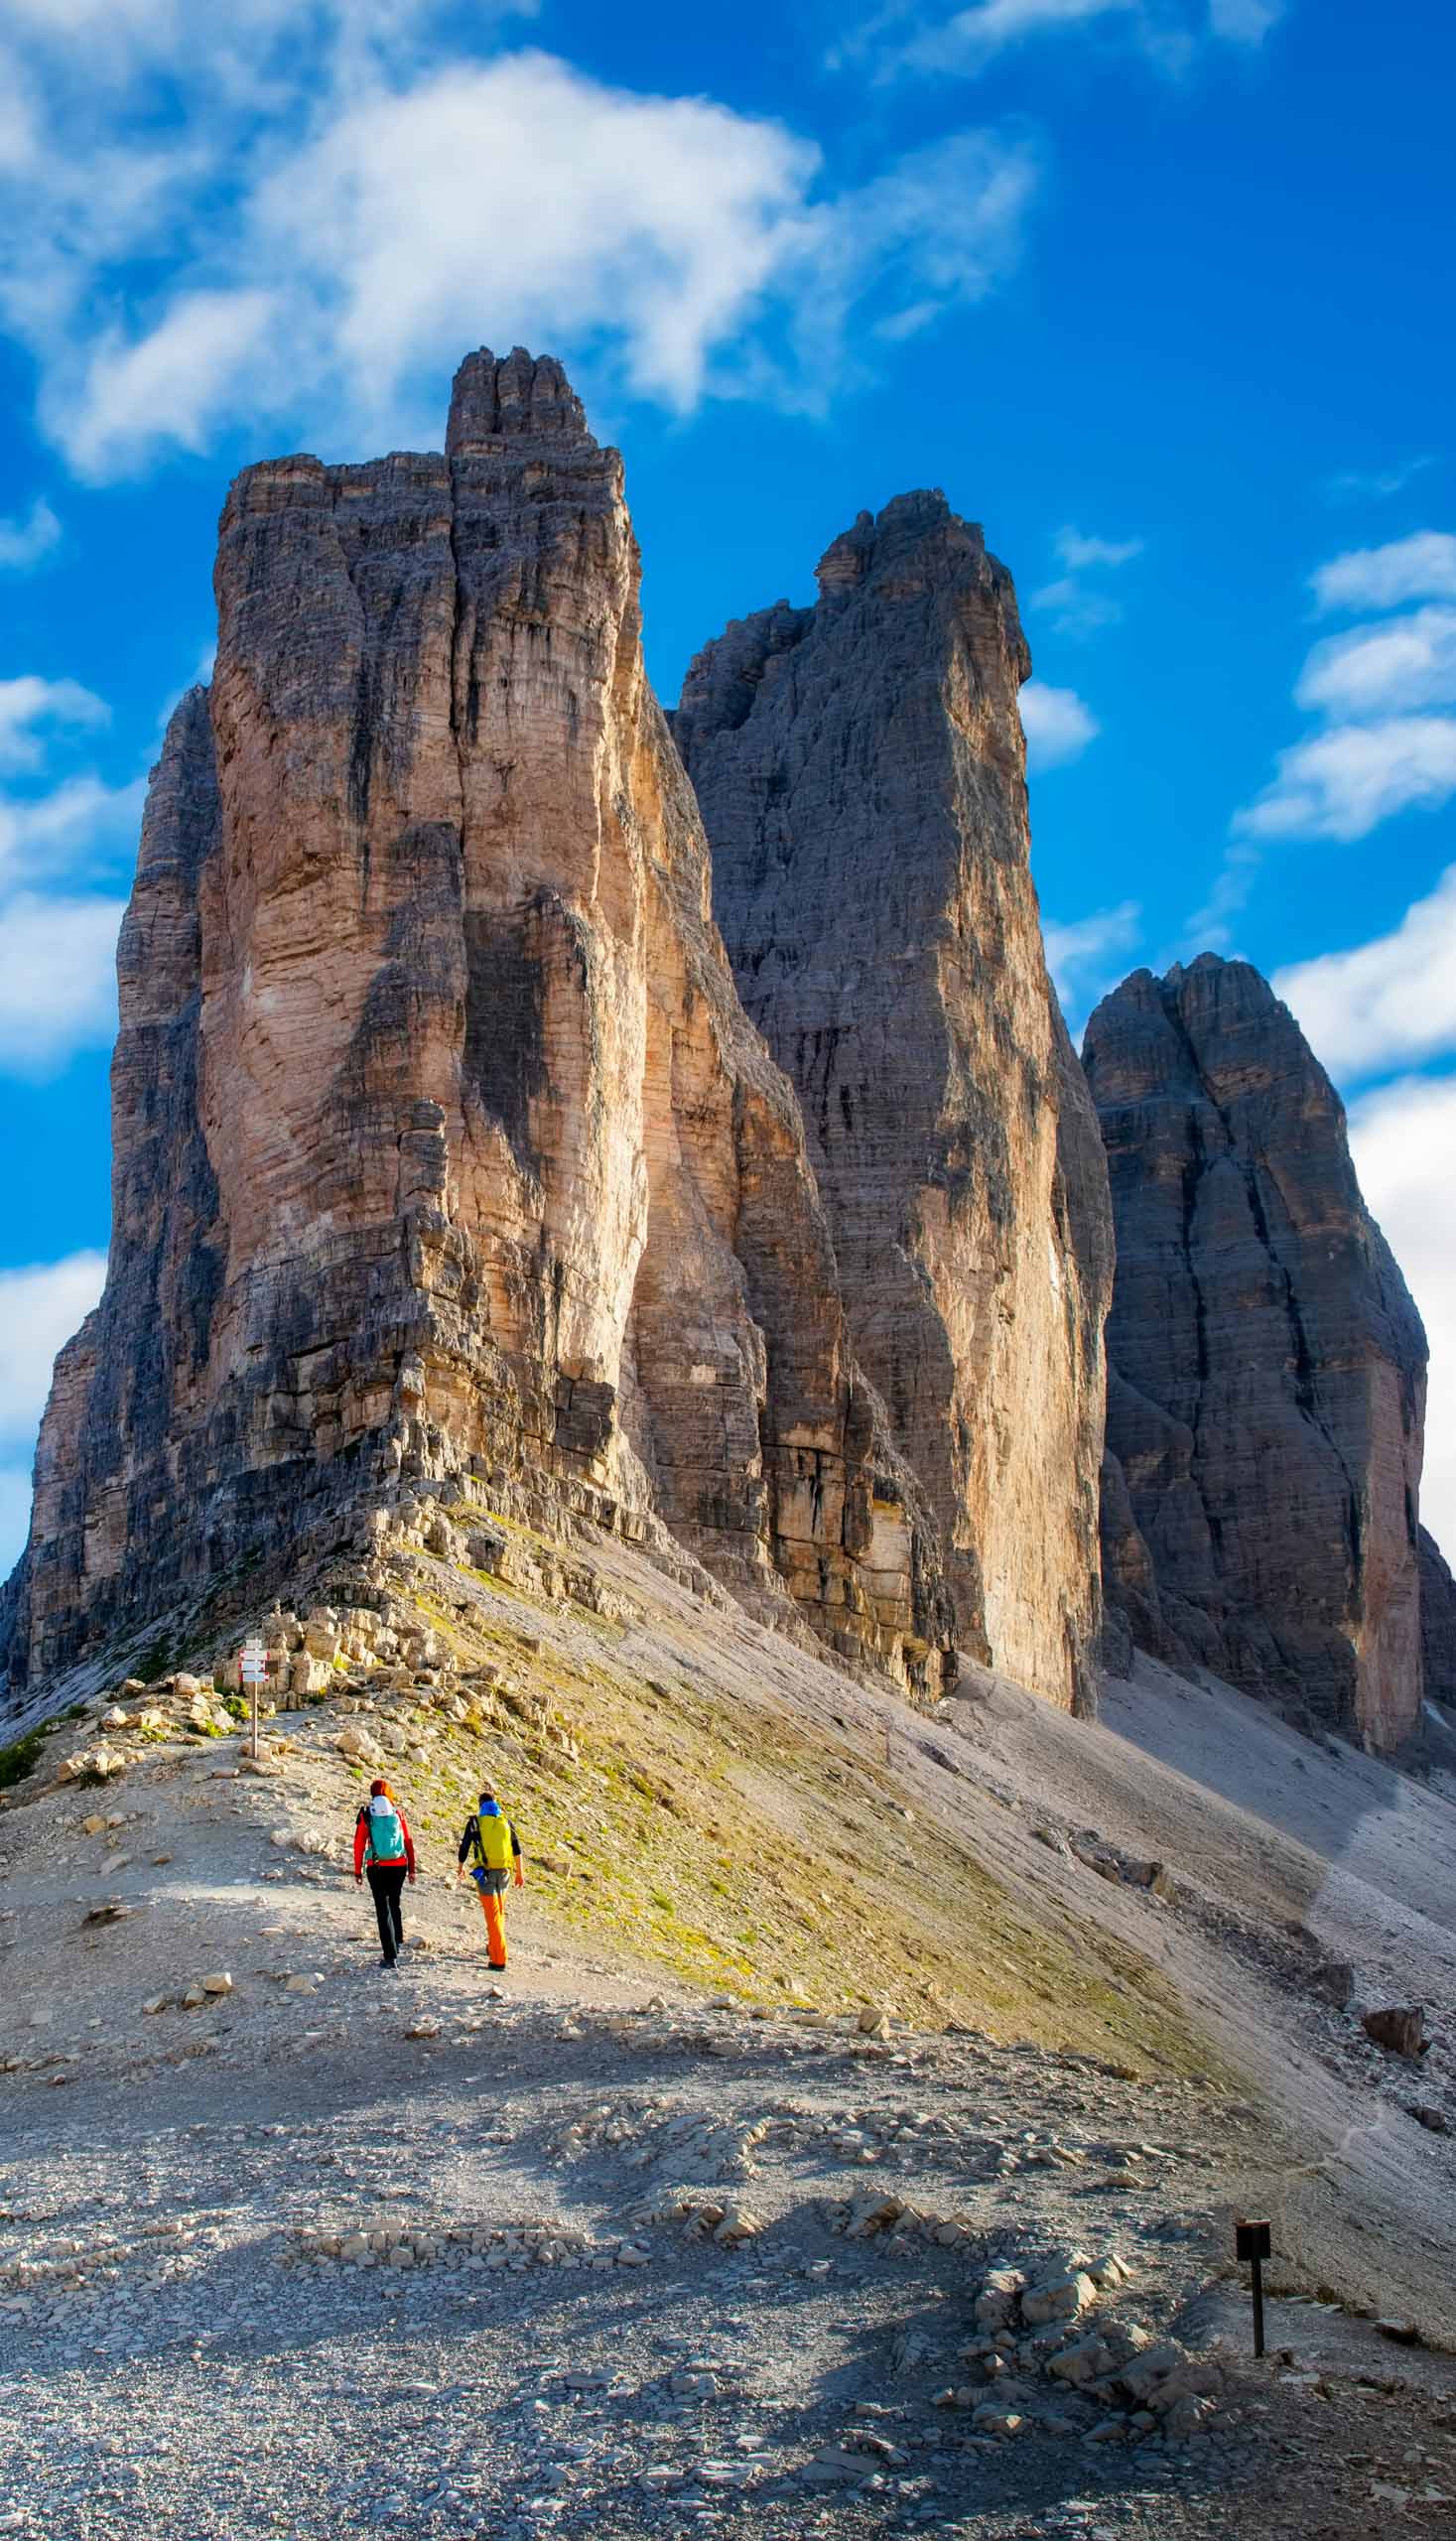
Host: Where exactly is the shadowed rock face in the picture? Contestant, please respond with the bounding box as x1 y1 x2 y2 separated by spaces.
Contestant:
1419 1527 1456 1712
1 349 955 1697
676 494 1114 1711
1085 955 1426 1750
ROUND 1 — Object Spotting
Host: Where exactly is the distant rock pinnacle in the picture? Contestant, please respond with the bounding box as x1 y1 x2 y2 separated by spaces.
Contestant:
678 491 1114 1713
1087 954 1426 1750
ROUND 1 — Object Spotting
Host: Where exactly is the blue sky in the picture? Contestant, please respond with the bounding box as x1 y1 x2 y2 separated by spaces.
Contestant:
2 0 1455 1571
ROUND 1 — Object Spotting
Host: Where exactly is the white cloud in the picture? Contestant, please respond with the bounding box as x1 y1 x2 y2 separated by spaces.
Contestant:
1206 0 1282 36
0 772 141 1077
1181 838 1262 952
1238 530 1456 847
0 0 485 85
1273 865 1456 1083
1347 1073 1456 1561
857 0 1284 77
0 495 61 570
0 19 1039 479
903 0 1137 74
0 668 141 1077
250 55 820 422
0 890 124 1074
1325 456 1436 506
1031 520 1142 637
1043 897 1140 1026
1295 606 1456 722
0 1247 108 1574
1313 531 1456 615
1054 524 1142 571
0 673 106 772
1020 679 1100 769
781 126 1038 386
1030 576 1124 636
57 290 281 480
0 1463 35 1580
0 769 145 887
0 1250 106 1442
1235 715 1456 842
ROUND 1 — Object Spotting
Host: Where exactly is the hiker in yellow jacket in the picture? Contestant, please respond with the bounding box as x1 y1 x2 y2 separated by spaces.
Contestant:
455 1785 524 1971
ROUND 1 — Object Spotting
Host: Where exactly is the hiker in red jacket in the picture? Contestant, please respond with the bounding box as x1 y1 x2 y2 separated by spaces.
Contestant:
353 1779 417 1970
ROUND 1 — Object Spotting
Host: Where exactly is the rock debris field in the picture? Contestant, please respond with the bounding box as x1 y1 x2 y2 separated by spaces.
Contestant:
0 1932 1407 2541
2 1828 1453 2541
5 1961 1455 2541
4 1526 1456 2538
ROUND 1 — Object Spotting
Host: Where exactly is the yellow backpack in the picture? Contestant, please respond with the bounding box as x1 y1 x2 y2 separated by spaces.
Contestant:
474 1807 514 1872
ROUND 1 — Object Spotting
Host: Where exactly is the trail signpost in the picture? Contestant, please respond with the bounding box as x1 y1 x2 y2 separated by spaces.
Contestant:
1236 2217 1271 2357
239 1634 268 1762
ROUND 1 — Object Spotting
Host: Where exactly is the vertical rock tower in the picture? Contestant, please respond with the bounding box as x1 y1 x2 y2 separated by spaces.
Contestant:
676 495 1114 1710
3 351 956 1696
1086 956 1426 1749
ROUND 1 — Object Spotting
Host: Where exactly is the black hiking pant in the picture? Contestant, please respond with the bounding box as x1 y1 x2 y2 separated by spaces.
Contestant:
367 1863 407 1962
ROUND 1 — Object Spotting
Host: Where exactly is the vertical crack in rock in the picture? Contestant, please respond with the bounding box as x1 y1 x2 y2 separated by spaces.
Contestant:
1 349 955 1701
1086 954 1427 1750
676 492 1114 1711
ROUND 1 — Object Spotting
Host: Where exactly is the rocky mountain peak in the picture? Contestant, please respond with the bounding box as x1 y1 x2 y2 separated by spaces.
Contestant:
4 343 1447 1766
2 350 957 1702
445 343 594 454
1088 954 1427 1748
806 490 1025 665
679 491 1111 1712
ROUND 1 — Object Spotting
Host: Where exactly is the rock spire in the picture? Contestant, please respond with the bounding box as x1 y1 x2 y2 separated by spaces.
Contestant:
676 493 1114 1711
1085 955 1426 1750
2 349 956 1698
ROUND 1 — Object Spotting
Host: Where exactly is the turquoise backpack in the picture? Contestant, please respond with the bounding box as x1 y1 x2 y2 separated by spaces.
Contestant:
364 1799 404 1863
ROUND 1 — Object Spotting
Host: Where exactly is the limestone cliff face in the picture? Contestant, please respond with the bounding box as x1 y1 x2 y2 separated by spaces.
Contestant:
1085 956 1426 1750
675 494 1114 1711
3 350 955 1696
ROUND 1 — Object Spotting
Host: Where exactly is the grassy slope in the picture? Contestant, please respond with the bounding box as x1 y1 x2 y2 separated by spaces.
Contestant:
350 1518 1218 2081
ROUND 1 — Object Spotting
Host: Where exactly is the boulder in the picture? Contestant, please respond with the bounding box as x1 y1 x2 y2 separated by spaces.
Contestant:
290 1653 333 1702
335 1725 383 1766
973 2269 1025 2331
1311 1959 1357 2009
1362 2005 1426 2059
1020 2269 1097 2327
1048 2334 1118 2387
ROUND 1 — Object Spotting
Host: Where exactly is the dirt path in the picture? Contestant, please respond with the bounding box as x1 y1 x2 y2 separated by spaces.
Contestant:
4 1905 1453 2541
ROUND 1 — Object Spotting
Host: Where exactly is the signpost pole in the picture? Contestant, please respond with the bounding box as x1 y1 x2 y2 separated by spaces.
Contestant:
239 1635 267 1763
1236 2219 1271 2358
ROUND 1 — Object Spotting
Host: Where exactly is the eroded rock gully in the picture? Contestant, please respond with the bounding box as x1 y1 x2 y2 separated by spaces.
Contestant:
1086 955 1427 1751
676 494 1114 1712
2 350 957 1698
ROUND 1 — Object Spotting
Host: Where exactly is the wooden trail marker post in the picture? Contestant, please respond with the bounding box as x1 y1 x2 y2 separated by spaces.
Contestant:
239 1635 268 1761
1236 2217 1271 2357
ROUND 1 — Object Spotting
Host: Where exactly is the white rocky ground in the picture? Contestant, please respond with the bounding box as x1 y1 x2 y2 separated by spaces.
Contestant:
2 1521 1454 2539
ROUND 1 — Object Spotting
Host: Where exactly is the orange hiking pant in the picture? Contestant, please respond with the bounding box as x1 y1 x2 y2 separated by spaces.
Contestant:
476 1879 508 1967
